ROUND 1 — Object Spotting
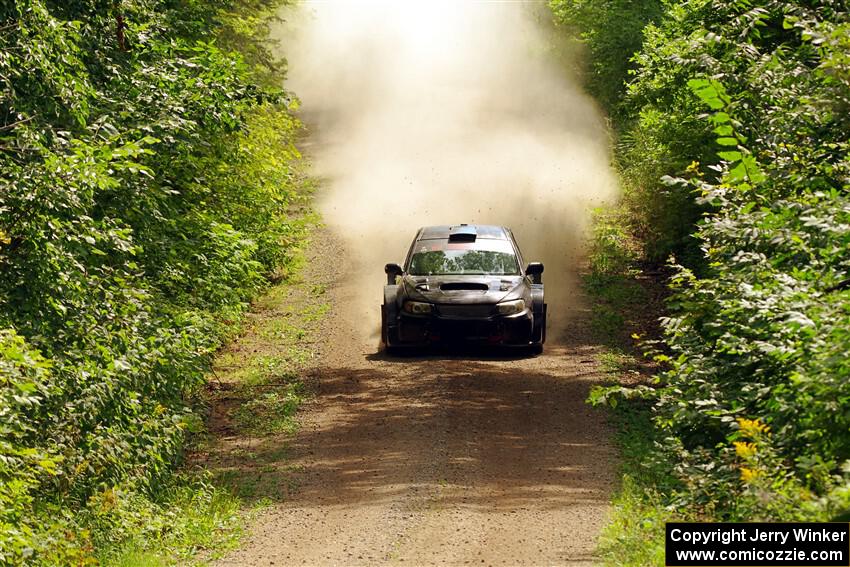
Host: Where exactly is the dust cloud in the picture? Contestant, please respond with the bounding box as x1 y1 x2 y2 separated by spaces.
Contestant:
277 1 619 343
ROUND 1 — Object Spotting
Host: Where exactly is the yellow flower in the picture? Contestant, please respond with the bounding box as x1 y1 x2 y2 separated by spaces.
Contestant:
734 441 757 459
740 467 760 483
737 417 770 438
95 488 118 514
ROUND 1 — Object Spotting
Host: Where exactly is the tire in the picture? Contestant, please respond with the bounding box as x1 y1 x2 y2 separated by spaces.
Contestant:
529 342 544 356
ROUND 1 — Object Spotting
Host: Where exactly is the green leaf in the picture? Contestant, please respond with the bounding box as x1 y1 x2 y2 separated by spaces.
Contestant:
727 161 749 182
687 78 710 89
14 382 38 394
710 100 726 110
717 150 742 161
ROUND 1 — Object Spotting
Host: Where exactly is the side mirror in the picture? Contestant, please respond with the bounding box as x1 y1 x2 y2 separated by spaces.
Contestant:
526 262 544 284
385 263 403 285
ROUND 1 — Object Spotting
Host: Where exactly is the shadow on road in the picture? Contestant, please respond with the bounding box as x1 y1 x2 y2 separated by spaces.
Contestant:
206 347 615 515
365 345 537 362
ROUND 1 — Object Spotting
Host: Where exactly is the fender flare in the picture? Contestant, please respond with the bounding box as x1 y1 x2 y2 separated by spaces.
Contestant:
382 285 401 349
383 285 400 322
530 284 546 343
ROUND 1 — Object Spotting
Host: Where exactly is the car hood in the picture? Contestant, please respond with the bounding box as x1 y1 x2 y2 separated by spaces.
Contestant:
401 274 526 304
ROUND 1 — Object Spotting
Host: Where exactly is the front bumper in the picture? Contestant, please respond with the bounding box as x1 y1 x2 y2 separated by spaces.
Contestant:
395 307 535 346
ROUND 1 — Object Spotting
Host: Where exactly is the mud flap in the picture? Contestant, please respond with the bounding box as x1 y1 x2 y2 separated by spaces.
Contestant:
531 284 546 344
382 285 400 348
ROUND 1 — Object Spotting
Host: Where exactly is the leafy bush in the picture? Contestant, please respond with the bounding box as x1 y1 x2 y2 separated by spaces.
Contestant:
548 0 663 114
0 0 303 563
554 0 850 541
655 56 850 519
551 0 712 267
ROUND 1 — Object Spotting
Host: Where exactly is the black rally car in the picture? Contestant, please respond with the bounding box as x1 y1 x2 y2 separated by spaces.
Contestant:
381 224 546 353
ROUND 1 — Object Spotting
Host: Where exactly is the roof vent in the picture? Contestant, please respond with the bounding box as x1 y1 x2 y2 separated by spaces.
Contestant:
448 225 477 242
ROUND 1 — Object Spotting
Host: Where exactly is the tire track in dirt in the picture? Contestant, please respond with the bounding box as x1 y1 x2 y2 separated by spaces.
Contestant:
216 228 617 566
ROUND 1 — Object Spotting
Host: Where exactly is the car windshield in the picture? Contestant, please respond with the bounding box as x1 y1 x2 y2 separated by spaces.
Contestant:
408 240 520 276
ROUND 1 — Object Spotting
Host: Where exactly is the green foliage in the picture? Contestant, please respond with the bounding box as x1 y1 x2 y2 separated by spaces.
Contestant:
551 0 711 267
0 329 63 565
597 475 669 566
590 363 680 566
586 208 638 279
0 0 303 563
232 387 304 436
654 39 850 516
91 475 242 565
549 0 664 113
559 0 850 543
583 208 649 346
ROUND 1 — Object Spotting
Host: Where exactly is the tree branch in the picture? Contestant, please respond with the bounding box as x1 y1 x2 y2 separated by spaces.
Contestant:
0 115 36 132
115 2 127 51
827 278 850 292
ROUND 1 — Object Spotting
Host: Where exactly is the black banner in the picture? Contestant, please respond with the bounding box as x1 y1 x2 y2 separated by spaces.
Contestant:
666 522 850 566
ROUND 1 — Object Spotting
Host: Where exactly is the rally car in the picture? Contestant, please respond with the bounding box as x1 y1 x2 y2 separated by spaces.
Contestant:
381 224 546 353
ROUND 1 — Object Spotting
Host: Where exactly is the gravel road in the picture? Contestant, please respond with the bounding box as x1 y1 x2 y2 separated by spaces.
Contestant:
216 231 617 566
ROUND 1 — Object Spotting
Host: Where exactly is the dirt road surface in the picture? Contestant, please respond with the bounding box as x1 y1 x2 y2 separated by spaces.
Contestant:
216 230 617 566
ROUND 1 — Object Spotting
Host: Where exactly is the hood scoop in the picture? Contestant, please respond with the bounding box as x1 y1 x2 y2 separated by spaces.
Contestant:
440 282 489 292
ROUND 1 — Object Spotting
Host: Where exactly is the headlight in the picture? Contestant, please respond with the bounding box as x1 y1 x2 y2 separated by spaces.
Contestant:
403 301 433 314
496 299 526 316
